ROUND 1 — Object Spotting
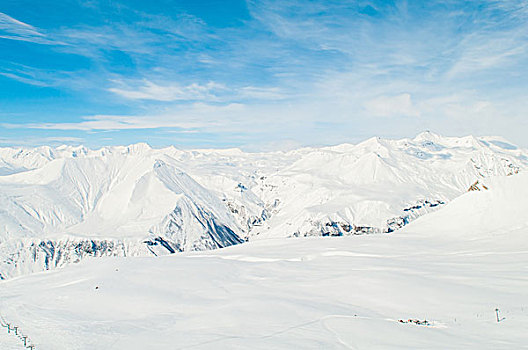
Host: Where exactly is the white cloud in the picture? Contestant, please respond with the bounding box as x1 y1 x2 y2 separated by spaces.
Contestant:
0 71 50 87
2 1 528 149
108 80 227 101
447 36 528 79
363 93 419 118
0 136 84 146
2 103 246 131
0 12 55 44
239 86 285 100
108 79 287 102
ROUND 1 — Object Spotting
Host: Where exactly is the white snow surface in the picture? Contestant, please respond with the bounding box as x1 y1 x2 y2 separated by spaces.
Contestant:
0 172 527 349
0 133 526 278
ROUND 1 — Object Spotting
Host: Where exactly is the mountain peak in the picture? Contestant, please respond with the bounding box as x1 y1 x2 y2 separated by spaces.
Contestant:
126 142 152 154
414 131 443 142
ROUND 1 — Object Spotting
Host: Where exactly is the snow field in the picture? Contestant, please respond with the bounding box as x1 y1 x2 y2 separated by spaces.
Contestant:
0 173 527 349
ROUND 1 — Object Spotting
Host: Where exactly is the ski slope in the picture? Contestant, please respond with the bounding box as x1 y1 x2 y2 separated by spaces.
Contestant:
0 172 527 349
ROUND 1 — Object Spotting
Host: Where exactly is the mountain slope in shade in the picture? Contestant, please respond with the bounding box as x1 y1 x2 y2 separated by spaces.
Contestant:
1 171 526 349
0 132 526 278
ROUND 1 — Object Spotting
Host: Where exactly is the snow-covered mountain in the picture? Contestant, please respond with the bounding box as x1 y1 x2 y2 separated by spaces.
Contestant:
1 164 527 349
0 132 526 278
0 147 247 278
252 132 526 238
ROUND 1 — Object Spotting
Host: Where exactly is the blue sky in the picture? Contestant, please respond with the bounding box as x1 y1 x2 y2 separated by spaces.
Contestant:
0 0 527 150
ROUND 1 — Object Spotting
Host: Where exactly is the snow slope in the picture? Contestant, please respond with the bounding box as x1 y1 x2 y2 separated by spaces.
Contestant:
251 132 526 238
0 132 526 278
0 172 527 349
0 150 246 278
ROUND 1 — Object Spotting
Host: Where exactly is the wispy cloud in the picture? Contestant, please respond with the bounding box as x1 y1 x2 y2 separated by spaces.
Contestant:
0 136 84 146
108 80 227 102
0 71 50 87
1 87 526 150
0 62 102 91
238 86 285 100
363 93 420 118
52 12 211 60
1 0 528 148
0 12 55 44
108 79 287 102
2 103 245 131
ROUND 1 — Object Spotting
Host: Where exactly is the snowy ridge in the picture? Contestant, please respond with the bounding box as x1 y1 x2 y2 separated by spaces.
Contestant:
1 171 527 349
0 151 246 278
0 132 526 278
250 132 526 238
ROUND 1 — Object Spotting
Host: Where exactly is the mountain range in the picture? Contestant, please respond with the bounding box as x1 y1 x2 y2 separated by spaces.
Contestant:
1 147 527 349
0 132 526 279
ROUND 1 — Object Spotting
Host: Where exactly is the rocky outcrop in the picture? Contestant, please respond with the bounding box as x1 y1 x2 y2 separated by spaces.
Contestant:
468 180 489 191
290 199 446 238
0 238 149 280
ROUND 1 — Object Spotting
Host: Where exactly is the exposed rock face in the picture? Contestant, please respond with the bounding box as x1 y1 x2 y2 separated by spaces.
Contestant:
0 238 147 280
145 197 244 254
468 180 489 191
1 208 246 280
289 199 447 237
